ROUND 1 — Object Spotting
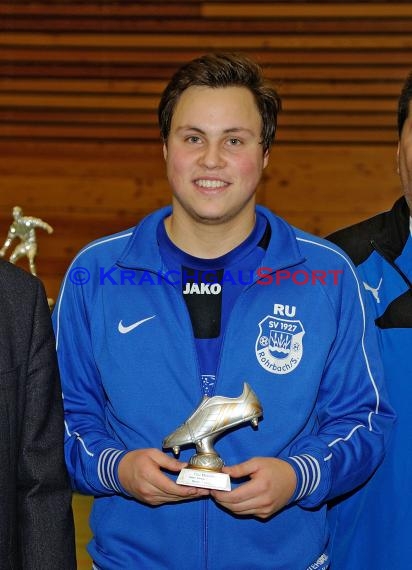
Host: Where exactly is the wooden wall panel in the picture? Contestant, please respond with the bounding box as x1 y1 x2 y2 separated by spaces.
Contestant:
0 1 409 301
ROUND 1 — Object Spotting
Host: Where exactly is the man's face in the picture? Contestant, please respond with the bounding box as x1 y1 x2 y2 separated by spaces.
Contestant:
163 85 269 228
398 101 412 213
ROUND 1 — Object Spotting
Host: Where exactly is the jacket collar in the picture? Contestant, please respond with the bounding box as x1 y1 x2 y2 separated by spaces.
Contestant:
116 205 304 272
117 206 171 270
372 196 410 262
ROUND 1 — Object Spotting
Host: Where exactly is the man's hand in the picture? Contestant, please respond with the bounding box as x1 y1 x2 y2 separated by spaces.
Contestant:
211 457 297 519
118 448 210 505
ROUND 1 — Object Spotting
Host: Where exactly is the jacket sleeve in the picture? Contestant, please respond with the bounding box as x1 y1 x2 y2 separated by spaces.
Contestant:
53 266 129 497
19 278 76 569
284 253 395 507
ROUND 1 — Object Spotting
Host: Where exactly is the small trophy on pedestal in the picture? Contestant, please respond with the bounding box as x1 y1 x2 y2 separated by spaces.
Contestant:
163 383 263 491
0 206 54 307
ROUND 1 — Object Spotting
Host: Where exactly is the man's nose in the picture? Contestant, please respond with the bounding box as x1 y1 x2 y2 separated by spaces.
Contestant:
199 143 225 168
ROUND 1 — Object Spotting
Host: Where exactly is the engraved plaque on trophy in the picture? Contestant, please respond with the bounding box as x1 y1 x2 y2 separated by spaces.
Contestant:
163 382 263 492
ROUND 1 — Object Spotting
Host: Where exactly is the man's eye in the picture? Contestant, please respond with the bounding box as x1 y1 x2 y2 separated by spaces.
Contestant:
187 136 201 143
228 138 241 145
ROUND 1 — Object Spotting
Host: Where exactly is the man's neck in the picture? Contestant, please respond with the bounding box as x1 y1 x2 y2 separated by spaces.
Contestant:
164 212 256 259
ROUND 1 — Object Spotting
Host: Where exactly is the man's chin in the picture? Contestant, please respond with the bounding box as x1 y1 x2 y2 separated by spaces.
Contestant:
195 213 228 225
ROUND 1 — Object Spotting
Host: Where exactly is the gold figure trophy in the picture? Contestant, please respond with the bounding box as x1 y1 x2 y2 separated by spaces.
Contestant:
0 206 54 306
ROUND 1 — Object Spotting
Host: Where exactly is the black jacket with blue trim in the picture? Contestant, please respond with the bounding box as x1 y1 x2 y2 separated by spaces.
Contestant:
326 196 412 569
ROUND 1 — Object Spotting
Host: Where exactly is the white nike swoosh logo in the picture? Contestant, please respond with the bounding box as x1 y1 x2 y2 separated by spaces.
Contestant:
118 315 156 334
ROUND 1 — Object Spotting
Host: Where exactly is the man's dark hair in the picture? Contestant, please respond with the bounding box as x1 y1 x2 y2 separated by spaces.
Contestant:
158 52 281 154
398 71 412 137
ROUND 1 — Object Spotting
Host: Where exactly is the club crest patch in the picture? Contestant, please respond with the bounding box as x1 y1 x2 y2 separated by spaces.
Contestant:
256 314 305 375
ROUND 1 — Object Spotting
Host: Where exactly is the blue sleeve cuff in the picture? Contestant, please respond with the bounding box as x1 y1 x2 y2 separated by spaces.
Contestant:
97 448 129 494
285 454 321 503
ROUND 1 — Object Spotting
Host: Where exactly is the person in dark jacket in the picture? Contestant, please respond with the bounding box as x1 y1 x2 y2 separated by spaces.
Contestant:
0 259 76 569
326 71 412 569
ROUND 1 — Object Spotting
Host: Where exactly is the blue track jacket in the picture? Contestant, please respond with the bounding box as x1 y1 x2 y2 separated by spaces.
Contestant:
53 206 394 570
327 196 411 568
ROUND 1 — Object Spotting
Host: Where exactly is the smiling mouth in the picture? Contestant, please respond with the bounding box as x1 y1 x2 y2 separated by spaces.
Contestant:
195 179 228 189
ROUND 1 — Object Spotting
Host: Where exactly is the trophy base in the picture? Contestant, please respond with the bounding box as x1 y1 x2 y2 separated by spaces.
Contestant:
177 467 231 491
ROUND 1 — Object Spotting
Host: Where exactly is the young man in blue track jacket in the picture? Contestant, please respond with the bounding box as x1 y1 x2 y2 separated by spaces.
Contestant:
53 53 395 570
326 71 412 569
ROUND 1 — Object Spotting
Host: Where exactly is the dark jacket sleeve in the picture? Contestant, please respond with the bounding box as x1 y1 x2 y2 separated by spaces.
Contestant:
17 278 76 569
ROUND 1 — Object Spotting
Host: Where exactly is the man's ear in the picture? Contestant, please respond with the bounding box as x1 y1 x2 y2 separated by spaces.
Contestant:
163 143 168 161
396 142 400 175
263 149 270 169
